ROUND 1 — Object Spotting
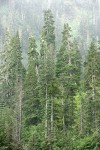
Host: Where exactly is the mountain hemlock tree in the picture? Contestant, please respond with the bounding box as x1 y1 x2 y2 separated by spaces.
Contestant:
23 35 41 149
0 31 23 150
0 30 13 106
39 9 56 149
9 31 23 149
56 23 81 147
0 30 15 149
84 40 100 135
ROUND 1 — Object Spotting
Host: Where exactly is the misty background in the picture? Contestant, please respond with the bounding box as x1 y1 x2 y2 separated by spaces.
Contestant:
0 0 100 59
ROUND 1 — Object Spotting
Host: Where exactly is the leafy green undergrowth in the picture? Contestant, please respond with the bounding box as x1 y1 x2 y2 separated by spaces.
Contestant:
73 131 100 150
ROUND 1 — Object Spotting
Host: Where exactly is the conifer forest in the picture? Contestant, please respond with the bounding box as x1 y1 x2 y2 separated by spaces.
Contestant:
0 0 100 150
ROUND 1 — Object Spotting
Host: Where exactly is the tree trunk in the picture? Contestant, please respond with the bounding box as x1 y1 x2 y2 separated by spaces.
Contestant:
45 84 48 138
16 79 23 148
80 97 83 134
62 98 65 132
51 96 53 136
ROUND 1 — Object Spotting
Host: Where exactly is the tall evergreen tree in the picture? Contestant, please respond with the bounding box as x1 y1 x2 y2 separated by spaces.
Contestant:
39 9 56 149
23 35 41 149
12 32 23 148
0 30 13 106
56 23 81 133
84 40 100 134
0 31 18 149
0 31 23 149
23 35 39 126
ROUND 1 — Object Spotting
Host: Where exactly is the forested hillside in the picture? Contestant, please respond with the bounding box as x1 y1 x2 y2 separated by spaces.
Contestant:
0 0 100 150
0 0 100 55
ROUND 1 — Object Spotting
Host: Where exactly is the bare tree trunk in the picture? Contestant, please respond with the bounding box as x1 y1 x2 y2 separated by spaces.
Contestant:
62 98 65 132
51 96 53 135
92 74 97 130
61 85 65 132
45 84 48 138
80 98 83 133
15 79 23 148
18 81 22 144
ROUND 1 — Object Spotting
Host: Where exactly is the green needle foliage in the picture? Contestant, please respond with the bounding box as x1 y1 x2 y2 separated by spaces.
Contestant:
0 9 100 150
